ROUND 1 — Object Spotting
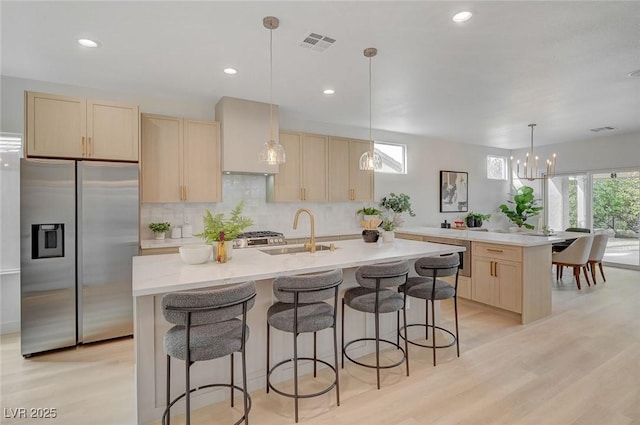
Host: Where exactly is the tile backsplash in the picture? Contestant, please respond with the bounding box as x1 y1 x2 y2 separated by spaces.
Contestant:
140 174 368 240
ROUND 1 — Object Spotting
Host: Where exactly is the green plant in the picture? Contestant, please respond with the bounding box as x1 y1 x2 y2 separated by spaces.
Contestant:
380 193 416 216
381 218 397 232
356 206 383 216
148 222 171 234
195 201 254 243
465 212 491 221
499 186 543 230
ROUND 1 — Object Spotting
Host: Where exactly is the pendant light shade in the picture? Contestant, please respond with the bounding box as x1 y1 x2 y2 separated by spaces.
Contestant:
259 16 286 165
359 47 382 171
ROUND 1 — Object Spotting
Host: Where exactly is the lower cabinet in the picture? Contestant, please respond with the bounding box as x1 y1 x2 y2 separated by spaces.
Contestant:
472 243 523 313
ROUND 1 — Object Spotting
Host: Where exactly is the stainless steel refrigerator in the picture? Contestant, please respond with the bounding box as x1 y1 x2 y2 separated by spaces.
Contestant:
20 158 138 356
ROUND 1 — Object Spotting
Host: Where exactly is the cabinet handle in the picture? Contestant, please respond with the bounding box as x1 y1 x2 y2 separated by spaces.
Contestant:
184 186 188 201
494 262 498 278
487 248 504 253
303 188 306 200
490 261 495 277
180 186 184 201
300 188 303 200
88 137 92 156
81 137 85 156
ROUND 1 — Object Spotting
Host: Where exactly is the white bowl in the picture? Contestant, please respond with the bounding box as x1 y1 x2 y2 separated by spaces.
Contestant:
179 244 212 264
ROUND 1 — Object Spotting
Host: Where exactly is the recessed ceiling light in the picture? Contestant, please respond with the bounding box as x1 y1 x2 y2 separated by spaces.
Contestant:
78 38 100 48
323 89 335 95
452 11 473 23
224 68 238 75
628 69 640 78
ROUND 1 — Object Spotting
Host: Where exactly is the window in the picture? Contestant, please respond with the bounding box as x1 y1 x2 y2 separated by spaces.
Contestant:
374 141 406 174
487 155 508 180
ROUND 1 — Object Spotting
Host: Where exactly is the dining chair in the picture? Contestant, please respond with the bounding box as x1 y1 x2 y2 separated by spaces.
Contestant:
552 235 594 290
587 233 609 284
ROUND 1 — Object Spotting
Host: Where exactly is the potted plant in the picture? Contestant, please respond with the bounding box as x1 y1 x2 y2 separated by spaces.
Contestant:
149 222 171 240
356 206 383 223
380 193 416 226
465 212 491 228
380 218 397 242
195 201 254 259
499 186 543 230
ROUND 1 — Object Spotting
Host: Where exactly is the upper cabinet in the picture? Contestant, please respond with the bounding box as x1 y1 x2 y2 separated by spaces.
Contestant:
141 114 220 203
328 137 374 202
215 96 279 175
269 131 328 202
25 91 139 162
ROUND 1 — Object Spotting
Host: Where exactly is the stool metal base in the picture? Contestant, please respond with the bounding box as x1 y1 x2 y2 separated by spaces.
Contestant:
342 337 406 370
162 383 252 425
399 323 456 349
267 357 338 399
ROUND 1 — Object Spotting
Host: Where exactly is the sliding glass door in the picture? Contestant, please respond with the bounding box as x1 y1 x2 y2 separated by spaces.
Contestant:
592 171 639 268
546 169 639 269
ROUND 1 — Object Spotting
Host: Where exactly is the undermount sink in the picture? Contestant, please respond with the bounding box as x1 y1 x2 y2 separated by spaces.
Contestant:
259 244 334 255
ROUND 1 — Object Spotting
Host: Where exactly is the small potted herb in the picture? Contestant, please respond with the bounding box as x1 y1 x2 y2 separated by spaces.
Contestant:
149 222 171 240
380 218 397 242
465 212 491 228
356 206 383 222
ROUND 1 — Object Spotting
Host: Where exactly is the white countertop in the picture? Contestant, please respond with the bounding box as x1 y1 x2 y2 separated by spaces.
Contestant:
396 226 584 247
132 238 465 297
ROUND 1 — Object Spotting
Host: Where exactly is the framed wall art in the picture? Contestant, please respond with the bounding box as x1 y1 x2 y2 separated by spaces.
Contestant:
439 170 468 212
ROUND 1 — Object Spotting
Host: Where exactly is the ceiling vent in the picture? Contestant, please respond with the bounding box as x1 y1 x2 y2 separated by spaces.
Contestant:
299 32 336 52
589 126 615 132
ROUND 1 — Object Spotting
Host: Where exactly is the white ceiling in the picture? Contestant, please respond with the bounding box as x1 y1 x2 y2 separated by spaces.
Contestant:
2 1 639 149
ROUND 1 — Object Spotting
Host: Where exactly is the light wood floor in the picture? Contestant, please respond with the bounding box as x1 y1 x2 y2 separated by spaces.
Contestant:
1 268 639 425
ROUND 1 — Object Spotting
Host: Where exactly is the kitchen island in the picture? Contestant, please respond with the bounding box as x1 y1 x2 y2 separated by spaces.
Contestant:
132 238 465 425
396 227 583 326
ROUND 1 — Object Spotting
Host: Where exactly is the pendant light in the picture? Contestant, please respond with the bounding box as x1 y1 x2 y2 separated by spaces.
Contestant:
510 124 557 181
259 16 286 165
359 47 382 171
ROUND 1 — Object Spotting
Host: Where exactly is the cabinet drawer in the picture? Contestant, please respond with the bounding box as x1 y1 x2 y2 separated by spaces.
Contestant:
473 242 522 262
395 232 423 241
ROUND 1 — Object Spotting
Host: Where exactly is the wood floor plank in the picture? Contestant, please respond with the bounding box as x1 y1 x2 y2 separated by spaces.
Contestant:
1 267 638 425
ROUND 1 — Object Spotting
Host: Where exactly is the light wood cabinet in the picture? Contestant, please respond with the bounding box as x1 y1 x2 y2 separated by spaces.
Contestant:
26 91 139 161
328 137 374 201
270 131 327 202
141 114 220 203
472 243 523 313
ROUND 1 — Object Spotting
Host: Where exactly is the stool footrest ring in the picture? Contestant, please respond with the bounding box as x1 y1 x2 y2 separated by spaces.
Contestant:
343 338 406 369
267 357 337 399
162 383 251 425
399 323 456 349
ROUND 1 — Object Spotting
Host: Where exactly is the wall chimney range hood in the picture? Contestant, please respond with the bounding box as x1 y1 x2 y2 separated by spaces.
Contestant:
215 96 280 174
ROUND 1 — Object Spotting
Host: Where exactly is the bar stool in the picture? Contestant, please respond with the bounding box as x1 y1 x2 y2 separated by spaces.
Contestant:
399 254 460 366
266 269 343 423
342 260 410 390
161 281 256 425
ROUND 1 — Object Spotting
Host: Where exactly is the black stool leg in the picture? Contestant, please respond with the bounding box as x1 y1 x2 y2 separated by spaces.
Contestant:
375 308 381 390
403 303 410 376
341 299 345 369
266 323 270 393
230 354 235 407
333 319 340 407
313 332 317 378
431 299 436 366
293 333 299 422
166 354 171 425
425 299 429 340
241 336 249 424
454 295 460 357
185 360 191 425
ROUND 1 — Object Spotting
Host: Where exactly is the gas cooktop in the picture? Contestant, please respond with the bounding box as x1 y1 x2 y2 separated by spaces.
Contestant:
233 231 286 248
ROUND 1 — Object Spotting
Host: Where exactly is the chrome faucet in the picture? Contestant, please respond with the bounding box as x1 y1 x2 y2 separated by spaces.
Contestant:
293 208 316 253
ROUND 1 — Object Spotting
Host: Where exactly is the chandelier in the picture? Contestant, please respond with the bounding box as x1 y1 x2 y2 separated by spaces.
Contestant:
510 124 557 181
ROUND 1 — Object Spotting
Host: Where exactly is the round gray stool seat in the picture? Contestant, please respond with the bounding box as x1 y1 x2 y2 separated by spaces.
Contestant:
267 302 334 333
343 287 404 313
404 277 456 300
164 318 249 362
